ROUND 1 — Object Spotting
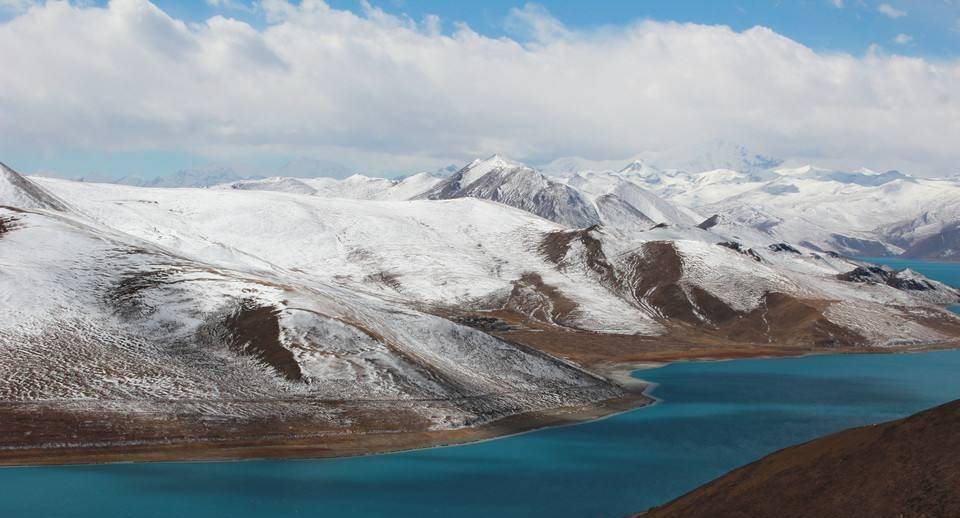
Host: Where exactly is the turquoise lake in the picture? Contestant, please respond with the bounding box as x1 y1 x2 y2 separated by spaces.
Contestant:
0 260 957 518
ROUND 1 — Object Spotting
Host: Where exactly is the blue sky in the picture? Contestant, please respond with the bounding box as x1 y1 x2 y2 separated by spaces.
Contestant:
1 0 959 179
148 0 960 58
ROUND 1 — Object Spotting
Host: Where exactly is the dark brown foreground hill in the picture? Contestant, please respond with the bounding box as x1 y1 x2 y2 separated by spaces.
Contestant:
641 399 960 518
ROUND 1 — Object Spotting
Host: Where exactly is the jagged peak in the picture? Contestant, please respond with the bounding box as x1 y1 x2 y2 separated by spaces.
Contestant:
452 154 531 188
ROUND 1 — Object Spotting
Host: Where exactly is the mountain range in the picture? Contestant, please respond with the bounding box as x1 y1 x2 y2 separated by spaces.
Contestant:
1 149 959 462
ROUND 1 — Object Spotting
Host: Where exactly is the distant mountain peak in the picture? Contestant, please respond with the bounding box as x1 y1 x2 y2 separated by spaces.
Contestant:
618 159 660 176
676 140 783 174
477 153 523 169
141 166 244 188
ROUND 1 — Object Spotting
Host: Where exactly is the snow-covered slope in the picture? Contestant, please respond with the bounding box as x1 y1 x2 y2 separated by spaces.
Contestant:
0 162 70 211
221 176 318 195
34 176 661 335
1 167 617 435
135 166 246 188
551 158 960 259
701 167 960 256
304 172 442 201
567 170 702 226
32 172 960 347
6 156 960 454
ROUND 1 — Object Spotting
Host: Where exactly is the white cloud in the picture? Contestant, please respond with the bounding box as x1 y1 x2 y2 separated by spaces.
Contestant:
830 0 844 8
893 33 912 44
0 0 958 175
505 3 570 42
877 3 906 18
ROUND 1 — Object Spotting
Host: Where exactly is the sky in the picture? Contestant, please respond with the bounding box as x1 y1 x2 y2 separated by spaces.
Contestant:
1 0 959 179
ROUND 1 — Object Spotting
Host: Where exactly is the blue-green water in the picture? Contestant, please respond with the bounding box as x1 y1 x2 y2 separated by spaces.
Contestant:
2 351 959 518
0 260 958 518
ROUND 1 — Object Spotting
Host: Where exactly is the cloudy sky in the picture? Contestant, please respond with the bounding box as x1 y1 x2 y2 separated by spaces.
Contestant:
1 0 959 178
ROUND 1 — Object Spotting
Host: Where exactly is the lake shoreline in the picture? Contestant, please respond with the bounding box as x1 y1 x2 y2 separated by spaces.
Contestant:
1 340 958 469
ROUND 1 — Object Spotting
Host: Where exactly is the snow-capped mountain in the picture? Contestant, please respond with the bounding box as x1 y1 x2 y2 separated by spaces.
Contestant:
131 165 247 188
567 169 702 226
549 156 960 259
700 166 960 256
416 155 602 228
539 156 636 178
1 165 618 441
221 172 444 201
539 141 782 179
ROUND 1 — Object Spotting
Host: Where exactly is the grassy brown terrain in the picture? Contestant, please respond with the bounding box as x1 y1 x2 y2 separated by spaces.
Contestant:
2 301 958 468
0 380 650 467
640 399 960 518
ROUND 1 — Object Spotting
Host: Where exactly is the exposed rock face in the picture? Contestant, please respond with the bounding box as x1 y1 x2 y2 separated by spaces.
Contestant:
503 272 579 327
767 243 800 254
696 214 720 230
226 177 317 196
716 241 762 262
641 400 960 518
901 222 960 262
212 301 304 382
837 265 959 302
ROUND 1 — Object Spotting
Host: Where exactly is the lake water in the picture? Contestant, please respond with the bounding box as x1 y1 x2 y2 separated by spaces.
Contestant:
1 260 958 518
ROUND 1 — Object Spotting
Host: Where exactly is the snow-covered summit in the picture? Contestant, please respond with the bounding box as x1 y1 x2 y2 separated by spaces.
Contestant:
418 155 601 228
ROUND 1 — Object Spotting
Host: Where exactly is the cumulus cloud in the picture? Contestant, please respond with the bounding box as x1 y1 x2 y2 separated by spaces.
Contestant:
893 33 912 44
830 0 844 8
0 0 959 175
877 3 906 19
